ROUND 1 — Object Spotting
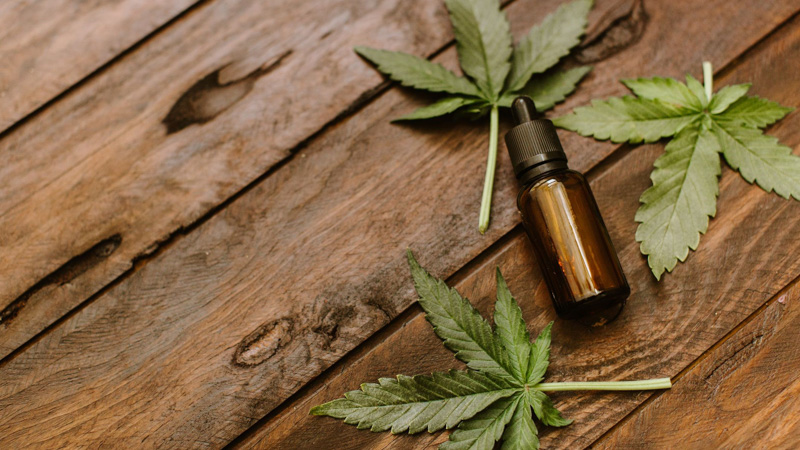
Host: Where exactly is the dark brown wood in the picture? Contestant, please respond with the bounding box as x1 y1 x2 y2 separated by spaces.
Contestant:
1 1 798 448
0 0 461 357
0 0 199 131
594 279 800 449
235 15 800 448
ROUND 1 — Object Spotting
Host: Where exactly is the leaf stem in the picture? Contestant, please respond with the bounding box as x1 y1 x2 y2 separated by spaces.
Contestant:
534 378 672 391
702 61 713 102
479 105 500 234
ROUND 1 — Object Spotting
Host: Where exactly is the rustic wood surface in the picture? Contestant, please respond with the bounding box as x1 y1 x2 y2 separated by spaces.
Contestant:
0 0 792 359
236 14 800 448
2 0 796 360
1 0 799 448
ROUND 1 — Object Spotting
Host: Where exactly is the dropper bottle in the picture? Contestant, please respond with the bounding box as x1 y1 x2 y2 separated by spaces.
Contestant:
505 96 629 324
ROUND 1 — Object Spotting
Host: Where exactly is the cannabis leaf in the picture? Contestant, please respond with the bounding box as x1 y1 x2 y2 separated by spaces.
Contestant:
554 62 796 280
355 0 595 234
311 250 671 449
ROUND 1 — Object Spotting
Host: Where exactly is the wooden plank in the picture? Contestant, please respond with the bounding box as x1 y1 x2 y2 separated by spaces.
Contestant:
594 279 800 449
1 1 798 448
0 0 462 356
0 0 199 131
235 14 800 448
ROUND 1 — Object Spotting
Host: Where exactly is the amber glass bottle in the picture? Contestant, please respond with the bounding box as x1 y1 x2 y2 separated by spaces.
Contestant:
505 97 629 324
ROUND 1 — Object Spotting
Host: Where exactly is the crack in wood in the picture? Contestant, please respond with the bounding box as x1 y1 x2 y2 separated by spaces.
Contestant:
576 0 648 63
704 333 765 386
162 50 293 134
0 234 122 327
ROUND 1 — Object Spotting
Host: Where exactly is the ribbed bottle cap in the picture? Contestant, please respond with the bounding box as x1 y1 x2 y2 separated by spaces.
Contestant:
504 97 567 182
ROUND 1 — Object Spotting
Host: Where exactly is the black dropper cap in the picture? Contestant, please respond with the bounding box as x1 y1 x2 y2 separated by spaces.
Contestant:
504 96 568 184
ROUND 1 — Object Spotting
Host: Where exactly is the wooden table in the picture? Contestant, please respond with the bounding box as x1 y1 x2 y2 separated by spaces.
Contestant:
1 0 799 448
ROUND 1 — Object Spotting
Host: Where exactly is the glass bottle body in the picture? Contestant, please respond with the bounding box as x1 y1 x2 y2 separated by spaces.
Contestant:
517 168 629 323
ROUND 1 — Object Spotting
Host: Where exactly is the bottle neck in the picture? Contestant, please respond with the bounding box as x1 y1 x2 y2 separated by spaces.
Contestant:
518 159 569 186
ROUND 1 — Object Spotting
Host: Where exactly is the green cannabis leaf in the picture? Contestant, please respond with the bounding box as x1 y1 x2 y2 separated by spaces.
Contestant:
311 250 671 449
554 62 796 280
355 0 595 234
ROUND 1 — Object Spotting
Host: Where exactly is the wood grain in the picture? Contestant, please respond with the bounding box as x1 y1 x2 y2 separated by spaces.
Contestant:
0 0 460 357
0 0 792 359
0 0 199 132
1 0 798 448
237 14 800 449
595 279 800 449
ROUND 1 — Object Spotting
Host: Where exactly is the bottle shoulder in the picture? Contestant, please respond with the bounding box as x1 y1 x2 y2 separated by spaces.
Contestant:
520 168 585 191
516 168 589 207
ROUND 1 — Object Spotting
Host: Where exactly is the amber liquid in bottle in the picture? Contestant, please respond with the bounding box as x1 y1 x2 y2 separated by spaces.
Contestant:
505 97 628 324
518 169 628 323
